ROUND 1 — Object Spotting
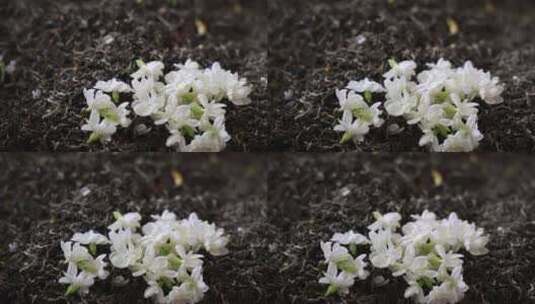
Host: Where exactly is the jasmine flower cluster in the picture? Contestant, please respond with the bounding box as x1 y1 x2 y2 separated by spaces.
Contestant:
319 232 370 296
59 210 229 304
319 210 489 304
334 59 504 151
81 59 252 151
334 80 385 144
59 231 110 295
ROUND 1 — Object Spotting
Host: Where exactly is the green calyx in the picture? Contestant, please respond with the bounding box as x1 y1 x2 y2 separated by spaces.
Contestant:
417 276 435 289
78 260 97 274
352 107 373 123
432 124 451 139
340 132 354 144
337 259 357 274
388 58 398 69
168 254 183 270
159 243 174 256
158 277 175 294
417 241 435 256
135 59 146 69
349 243 358 256
89 243 97 256
190 102 204 120
434 91 449 103
112 91 120 103
364 91 373 103
428 253 442 269
325 285 338 297
181 125 196 139
113 211 122 221
443 103 457 119
65 284 80 296
182 92 197 104
372 211 382 220
87 132 102 144
99 108 119 124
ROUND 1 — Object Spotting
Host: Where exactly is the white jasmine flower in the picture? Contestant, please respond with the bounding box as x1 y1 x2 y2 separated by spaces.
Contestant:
61 241 93 265
108 211 142 232
201 228 230 257
185 117 230 152
426 58 453 71
144 280 166 302
175 245 204 270
479 75 504 105
449 93 478 119
434 244 463 272
461 226 489 256
165 129 187 150
167 266 209 303
368 211 402 232
368 228 402 269
418 127 440 151
336 89 366 114
425 267 468 304
331 231 369 246
109 229 142 268
346 78 385 93
198 94 226 119
348 254 370 280
72 230 110 245
334 111 371 144
132 251 176 281
77 254 109 280
440 115 483 152
131 78 166 117
131 60 165 80
225 75 253 106
71 230 110 255
318 262 355 296
384 59 417 80
83 89 115 111
320 241 353 265
81 110 118 143
333 89 385 141
404 280 426 303
59 263 95 295
94 78 132 93
384 77 418 116
116 102 132 128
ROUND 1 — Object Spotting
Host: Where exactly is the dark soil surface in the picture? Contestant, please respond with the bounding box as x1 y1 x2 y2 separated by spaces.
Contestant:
0 0 268 151
267 154 535 303
0 154 271 303
269 0 535 152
